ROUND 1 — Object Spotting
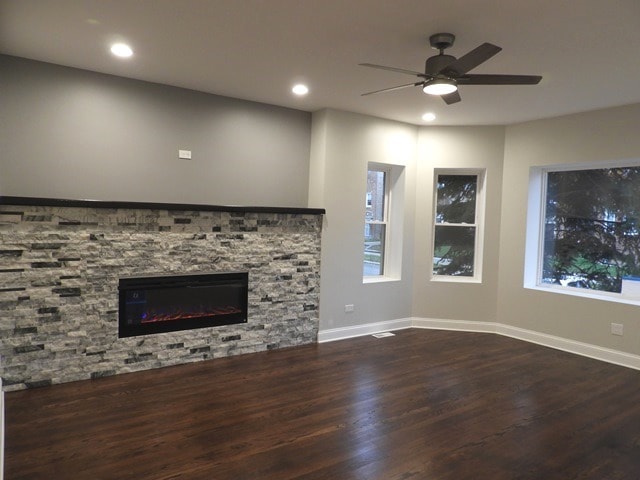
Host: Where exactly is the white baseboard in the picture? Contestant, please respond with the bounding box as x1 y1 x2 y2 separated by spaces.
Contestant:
318 317 640 371
494 323 640 370
411 317 498 333
317 318 412 343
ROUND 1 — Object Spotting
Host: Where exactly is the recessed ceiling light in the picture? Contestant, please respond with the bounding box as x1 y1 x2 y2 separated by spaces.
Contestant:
292 84 309 96
422 112 436 122
110 43 133 58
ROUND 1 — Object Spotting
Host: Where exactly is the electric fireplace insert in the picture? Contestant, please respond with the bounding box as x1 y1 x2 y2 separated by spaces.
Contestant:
118 272 248 338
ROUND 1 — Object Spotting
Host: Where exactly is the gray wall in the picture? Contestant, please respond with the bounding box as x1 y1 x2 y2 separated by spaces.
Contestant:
309 113 504 332
310 109 416 332
498 104 640 356
312 104 640 362
5 54 640 361
413 126 505 322
0 55 311 207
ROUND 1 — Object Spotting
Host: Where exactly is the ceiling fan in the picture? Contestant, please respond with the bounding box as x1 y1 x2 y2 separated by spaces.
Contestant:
360 33 542 104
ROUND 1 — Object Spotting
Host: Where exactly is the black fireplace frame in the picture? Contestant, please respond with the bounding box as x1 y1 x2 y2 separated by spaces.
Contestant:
118 272 248 338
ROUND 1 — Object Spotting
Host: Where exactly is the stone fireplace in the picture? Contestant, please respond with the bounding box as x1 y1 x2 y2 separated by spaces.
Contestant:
0 197 324 391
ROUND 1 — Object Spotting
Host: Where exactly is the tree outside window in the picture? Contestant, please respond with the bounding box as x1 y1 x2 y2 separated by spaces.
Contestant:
432 172 483 279
542 166 640 294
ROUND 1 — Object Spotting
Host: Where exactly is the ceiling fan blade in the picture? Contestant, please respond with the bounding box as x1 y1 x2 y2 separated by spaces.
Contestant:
361 82 423 96
441 43 502 76
359 63 427 78
457 74 542 85
441 90 461 105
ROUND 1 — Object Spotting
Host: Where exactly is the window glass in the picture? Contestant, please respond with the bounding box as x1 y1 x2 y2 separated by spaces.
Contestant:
433 225 475 276
541 166 640 294
364 168 388 276
432 173 481 279
436 175 477 224
364 224 386 276
367 170 386 222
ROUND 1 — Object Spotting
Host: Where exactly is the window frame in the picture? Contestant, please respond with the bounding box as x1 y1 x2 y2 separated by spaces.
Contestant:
524 159 640 306
364 165 391 279
430 168 486 283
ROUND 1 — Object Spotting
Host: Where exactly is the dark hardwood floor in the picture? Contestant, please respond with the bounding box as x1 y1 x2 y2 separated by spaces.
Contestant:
5 329 640 479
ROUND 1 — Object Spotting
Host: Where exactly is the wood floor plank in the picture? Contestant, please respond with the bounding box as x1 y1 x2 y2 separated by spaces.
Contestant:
5 329 640 479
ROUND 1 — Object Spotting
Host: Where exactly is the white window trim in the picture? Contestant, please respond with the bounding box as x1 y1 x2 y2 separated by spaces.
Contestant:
524 158 640 306
363 163 405 284
430 168 486 283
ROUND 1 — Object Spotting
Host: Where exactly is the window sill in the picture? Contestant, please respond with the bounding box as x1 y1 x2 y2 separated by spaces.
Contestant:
525 283 640 307
430 275 482 284
363 276 401 285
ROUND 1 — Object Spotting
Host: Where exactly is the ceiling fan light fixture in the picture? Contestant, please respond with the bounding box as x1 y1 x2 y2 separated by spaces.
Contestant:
422 78 457 95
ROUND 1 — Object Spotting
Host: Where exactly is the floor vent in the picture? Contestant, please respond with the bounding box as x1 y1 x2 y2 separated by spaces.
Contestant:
372 332 396 339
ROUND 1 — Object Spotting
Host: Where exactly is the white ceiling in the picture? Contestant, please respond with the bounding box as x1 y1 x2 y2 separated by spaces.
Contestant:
2 0 640 126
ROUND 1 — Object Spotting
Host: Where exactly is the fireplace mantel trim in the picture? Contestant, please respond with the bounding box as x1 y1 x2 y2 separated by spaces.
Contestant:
0 196 325 216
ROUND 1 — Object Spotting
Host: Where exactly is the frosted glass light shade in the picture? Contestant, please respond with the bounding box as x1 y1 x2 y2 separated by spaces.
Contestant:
423 79 457 95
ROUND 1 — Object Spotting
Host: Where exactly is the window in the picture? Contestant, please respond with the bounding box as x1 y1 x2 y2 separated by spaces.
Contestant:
528 163 640 301
432 170 484 280
364 167 389 277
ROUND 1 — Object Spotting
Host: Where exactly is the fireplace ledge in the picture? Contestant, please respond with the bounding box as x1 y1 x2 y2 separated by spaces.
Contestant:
0 196 325 216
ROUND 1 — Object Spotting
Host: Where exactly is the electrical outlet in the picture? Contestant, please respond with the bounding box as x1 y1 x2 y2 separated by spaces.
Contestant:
178 149 192 160
611 323 624 336
344 304 354 313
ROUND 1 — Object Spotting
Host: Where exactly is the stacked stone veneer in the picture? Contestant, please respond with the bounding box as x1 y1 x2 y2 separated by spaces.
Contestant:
0 202 323 391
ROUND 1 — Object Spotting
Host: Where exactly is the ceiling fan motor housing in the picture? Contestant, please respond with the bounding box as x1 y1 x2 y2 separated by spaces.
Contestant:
425 54 456 76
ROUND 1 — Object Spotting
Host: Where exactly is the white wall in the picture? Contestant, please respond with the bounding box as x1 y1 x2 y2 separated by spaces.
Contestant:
310 109 417 332
0 55 311 207
412 126 505 322
498 104 640 355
